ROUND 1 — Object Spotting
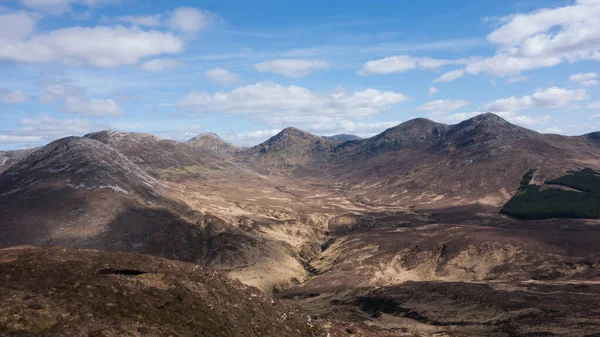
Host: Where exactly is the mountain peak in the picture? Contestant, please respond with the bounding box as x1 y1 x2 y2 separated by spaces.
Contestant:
187 132 236 154
188 132 223 141
278 126 315 138
0 136 162 197
465 112 510 125
84 130 160 146
374 117 449 144
452 113 533 137
261 127 319 147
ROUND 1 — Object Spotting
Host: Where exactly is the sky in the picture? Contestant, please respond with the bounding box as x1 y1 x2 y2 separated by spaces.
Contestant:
1 0 600 149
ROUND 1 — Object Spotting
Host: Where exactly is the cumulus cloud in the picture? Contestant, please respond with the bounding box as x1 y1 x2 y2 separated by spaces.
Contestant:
204 68 240 86
589 101 600 110
358 55 469 75
570 72 598 86
483 87 589 111
113 7 211 34
0 25 185 68
38 80 85 104
255 59 330 78
0 116 109 145
177 82 408 122
433 69 465 83
140 58 182 72
0 12 37 41
0 89 28 103
429 86 438 96
222 129 281 147
167 7 211 34
543 127 562 134
418 99 471 114
64 96 123 116
304 119 402 137
438 0 600 82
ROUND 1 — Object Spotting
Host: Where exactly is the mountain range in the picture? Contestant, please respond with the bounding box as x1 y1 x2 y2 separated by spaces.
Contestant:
2 113 600 336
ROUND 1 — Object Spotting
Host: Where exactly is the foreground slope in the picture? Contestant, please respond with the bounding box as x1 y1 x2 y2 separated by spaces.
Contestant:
0 246 324 337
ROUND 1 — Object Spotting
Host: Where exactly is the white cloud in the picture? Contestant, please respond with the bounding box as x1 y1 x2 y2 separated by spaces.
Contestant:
305 119 401 137
140 58 182 72
177 82 408 122
113 7 212 34
38 81 85 104
433 69 465 83
358 55 469 75
255 59 330 78
591 113 600 119
64 96 123 116
483 87 589 111
0 116 109 145
570 72 598 86
0 89 28 103
463 54 562 78
167 7 211 34
589 101 600 110
223 129 281 146
543 127 562 133
0 25 185 68
0 12 37 41
437 0 600 82
581 80 599 86
204 68 240 86
429 86 438 96
418 99 470 114
0 135 45 144
506 75 528 83
21 0 118 15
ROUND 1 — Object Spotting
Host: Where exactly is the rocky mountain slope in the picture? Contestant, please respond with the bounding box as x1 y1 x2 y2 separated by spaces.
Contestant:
187 132 238 156
236 127 339 174
0 148 37 173
2 113 600 336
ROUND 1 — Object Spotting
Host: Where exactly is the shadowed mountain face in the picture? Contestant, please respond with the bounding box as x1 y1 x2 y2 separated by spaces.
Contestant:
2 113 600 336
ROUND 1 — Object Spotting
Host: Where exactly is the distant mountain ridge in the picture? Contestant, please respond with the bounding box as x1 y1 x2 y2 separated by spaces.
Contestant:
323 134 361 142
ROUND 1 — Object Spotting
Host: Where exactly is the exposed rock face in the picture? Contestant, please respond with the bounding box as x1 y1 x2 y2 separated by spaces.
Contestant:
187 132 237 156
236 127 338 173
85 130 226 172
0 136 162 197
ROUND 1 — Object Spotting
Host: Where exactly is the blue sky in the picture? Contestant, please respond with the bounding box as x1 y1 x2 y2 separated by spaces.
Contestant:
1 0 600 149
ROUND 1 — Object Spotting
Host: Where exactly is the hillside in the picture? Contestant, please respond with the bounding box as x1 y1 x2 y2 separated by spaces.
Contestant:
0 246 325 337
2 113 600 336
